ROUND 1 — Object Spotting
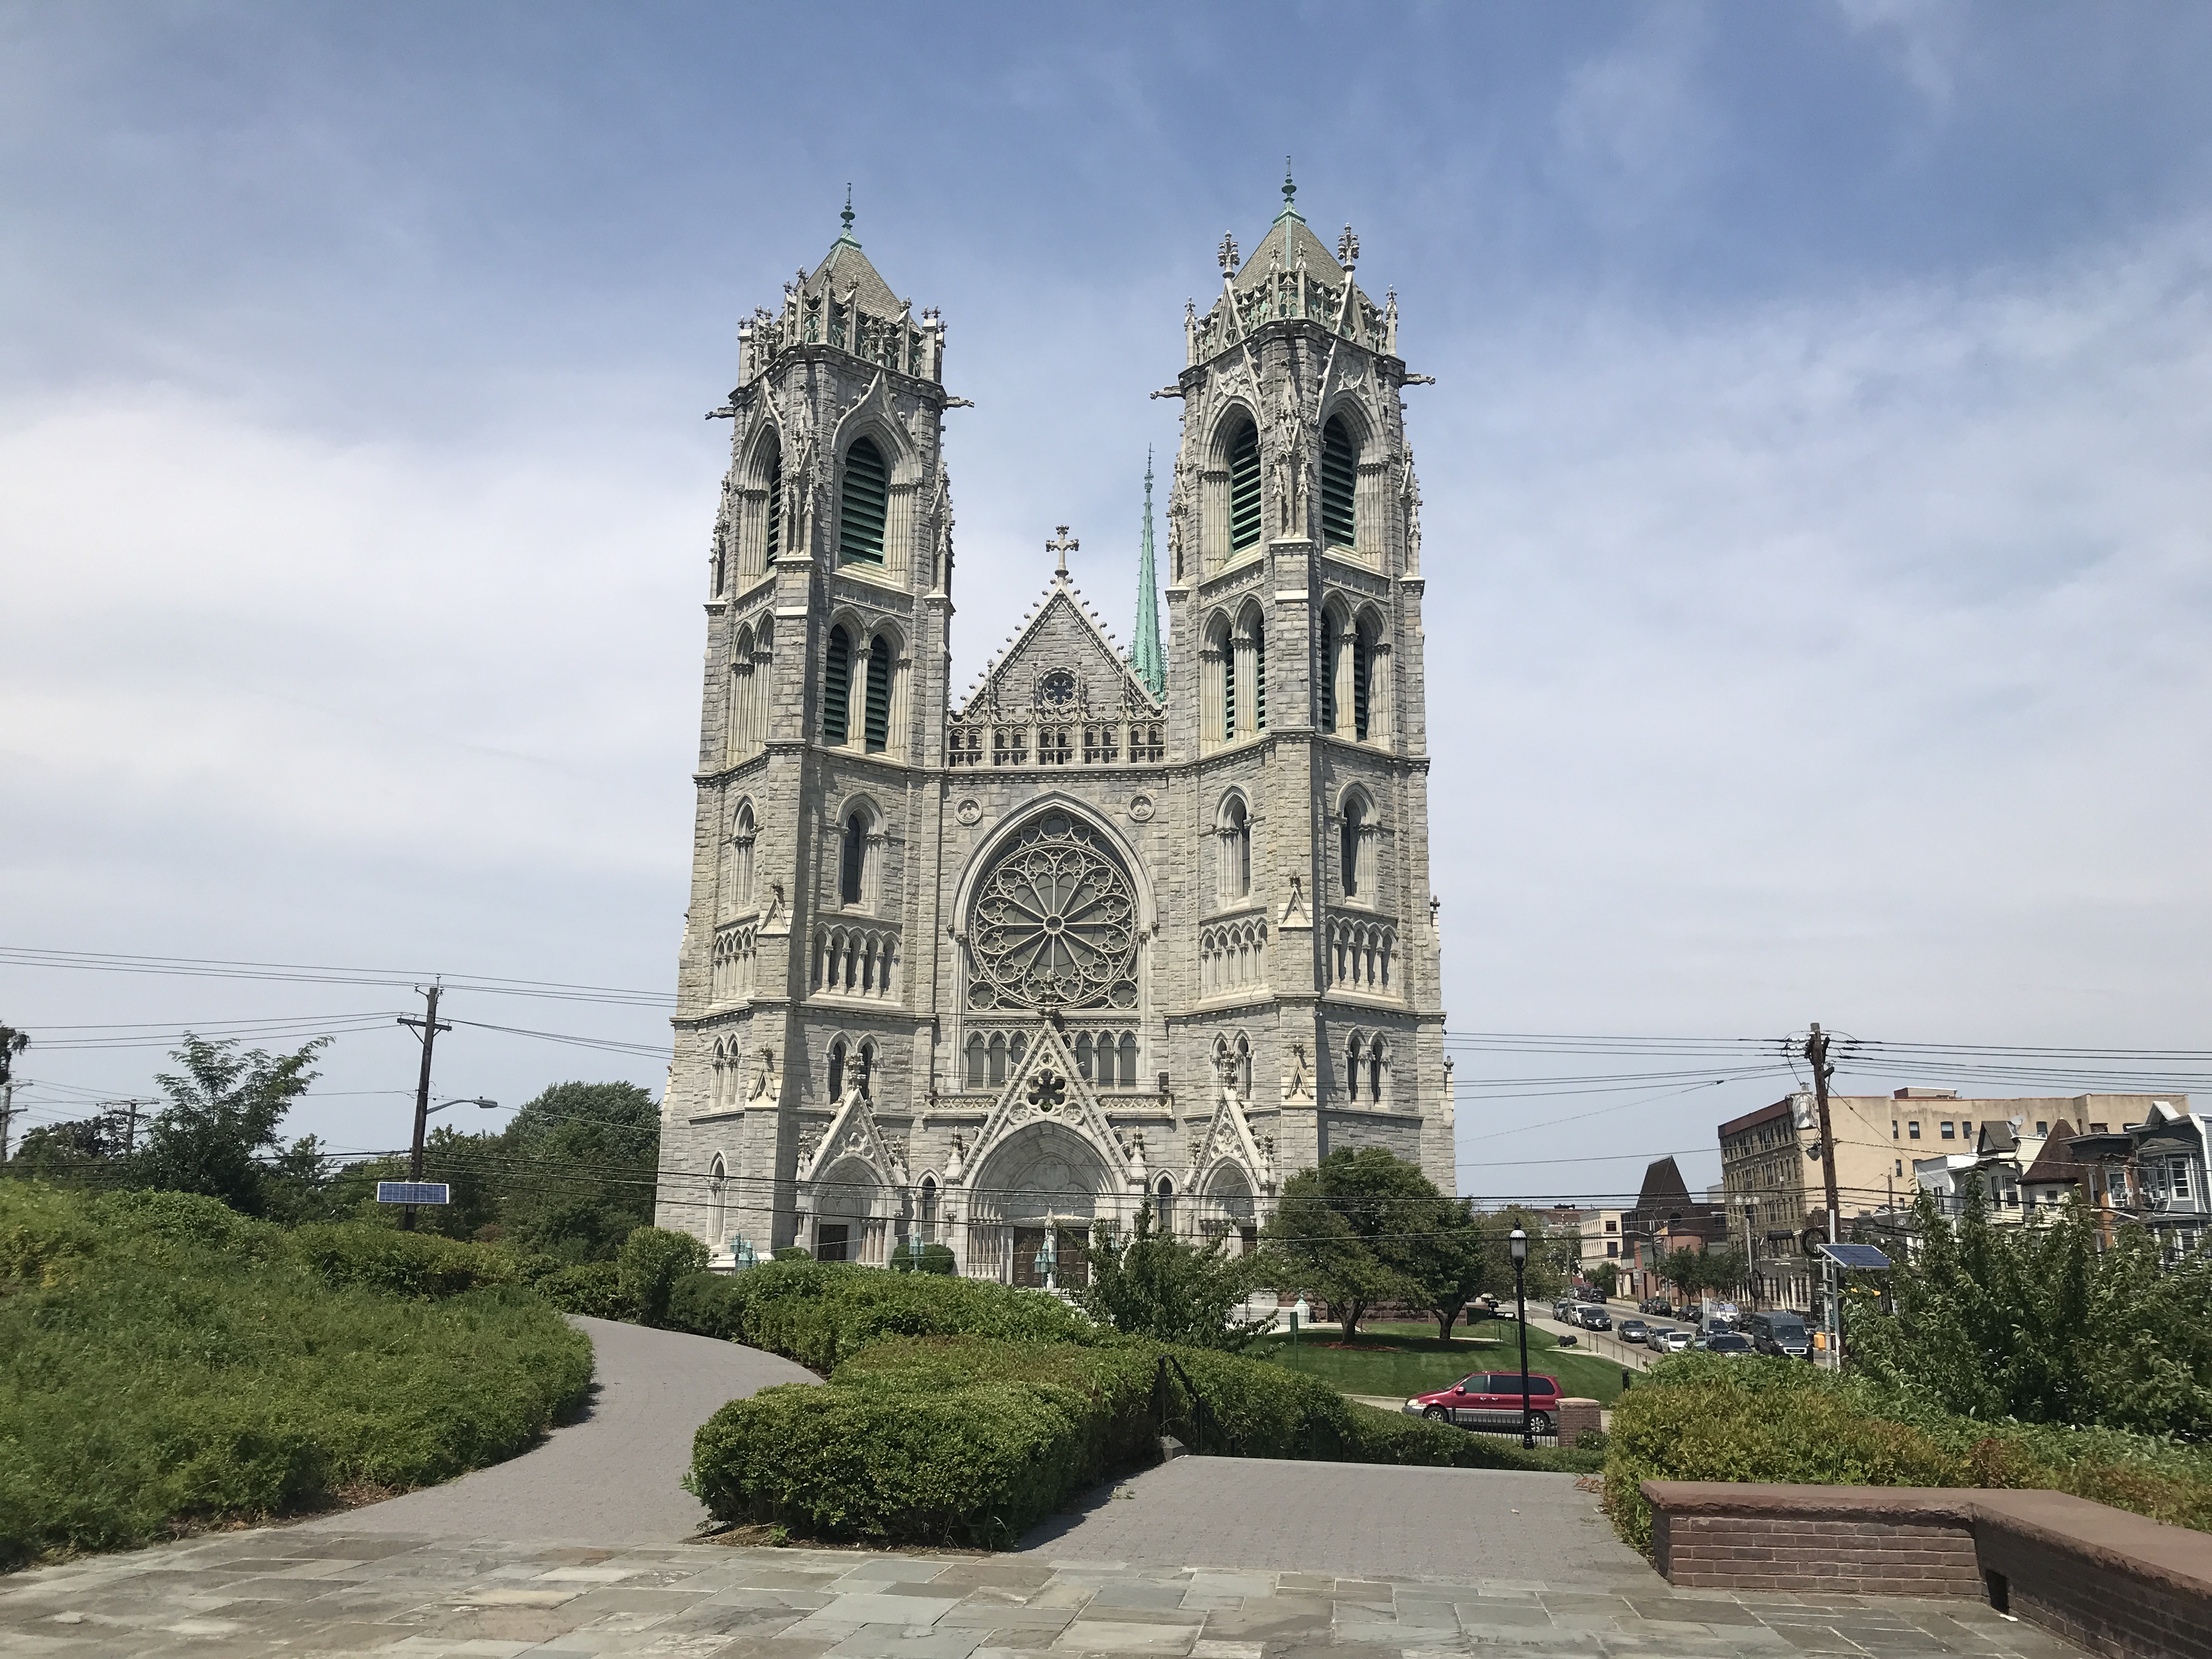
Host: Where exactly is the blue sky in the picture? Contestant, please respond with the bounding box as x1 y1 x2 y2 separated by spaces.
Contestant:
4 2 2209 1200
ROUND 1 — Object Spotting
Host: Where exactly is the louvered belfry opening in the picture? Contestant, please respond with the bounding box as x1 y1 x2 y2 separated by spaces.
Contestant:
839 437 888 565
764 444 783 563
823 624 853 744
1222 643 1236 740
864 634 892 753
1226 420 1262 552
1321 416 1357 549
1353 618 1373 740
1320 608 1339 730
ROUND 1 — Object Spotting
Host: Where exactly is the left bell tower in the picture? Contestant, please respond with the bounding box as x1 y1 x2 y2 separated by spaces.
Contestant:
660 195 958 1261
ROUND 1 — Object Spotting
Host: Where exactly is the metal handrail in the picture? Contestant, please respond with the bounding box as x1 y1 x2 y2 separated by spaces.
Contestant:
1153 1353 1236 1457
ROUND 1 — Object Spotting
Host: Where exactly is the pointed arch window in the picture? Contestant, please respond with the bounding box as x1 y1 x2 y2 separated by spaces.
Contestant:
823 625 853 744
709 1154 727 1245
732 800 756 908
764 444 783 563
1320 609 1339 732
1340 796 1365 899
965 1033 988 1089
1221 642 1236 741
1226 419 1262 552
1321 416 1357 549
1353 615 1376 740
864 634 893 753
839 810 867 905
1220 796 1251 901
827 1038 847 1101
1118 1032 1139 1086
1252 620 1267 731
1347 1034 1364 1100
839 437 888 565
1155 1173 1176 1236
988 1032 1008 1086
919 1174 939 1242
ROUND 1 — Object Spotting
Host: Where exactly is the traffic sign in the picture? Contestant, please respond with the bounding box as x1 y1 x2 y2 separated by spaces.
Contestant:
376 1181 451 1205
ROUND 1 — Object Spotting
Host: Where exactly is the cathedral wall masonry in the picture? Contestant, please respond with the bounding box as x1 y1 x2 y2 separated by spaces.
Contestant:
657 191 1454 1279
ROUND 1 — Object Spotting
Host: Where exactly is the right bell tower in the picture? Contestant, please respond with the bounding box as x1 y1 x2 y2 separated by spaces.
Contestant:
1161 167 1453 1193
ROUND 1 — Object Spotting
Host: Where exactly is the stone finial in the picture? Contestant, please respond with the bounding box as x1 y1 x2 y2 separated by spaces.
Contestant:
1218 232 1240 274
1337 224 1359 271
1047 524 1079 578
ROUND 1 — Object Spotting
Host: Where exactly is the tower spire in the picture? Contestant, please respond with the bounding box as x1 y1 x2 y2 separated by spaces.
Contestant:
1132 449 1165 698
836 183 860 247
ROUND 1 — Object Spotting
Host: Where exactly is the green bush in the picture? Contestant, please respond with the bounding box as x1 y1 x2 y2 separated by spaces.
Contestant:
888 1240 957 1274
0 1181 592 1568
1601 1353 2212 1554
287 1222 526 1299
691 1333 1594 1546
535 1260 625 1320
665 1270 747 1339
616 1227 710 1327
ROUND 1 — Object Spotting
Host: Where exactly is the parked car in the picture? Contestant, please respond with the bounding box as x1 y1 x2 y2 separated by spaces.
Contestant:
1616 1318 1650 1344
1748 1310 1813 1360
1704 1332 1756 1356
1639 1297 1671 1316
1403 1372 1562 1436
1651 1327 1694 1353
1574 1286 1606 1302
1572 1304 1612 1330
1643 1325 1673 1351
1550 1299 1575 1323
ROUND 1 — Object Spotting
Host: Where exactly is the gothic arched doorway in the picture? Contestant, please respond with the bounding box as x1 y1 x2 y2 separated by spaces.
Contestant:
965 1121 1113 1286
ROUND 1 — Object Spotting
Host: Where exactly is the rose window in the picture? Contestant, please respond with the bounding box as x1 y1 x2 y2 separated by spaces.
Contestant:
968 812 1139 1012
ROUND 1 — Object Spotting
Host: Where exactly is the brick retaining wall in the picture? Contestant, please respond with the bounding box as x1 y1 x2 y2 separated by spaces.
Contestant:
1643 1481 2212 1659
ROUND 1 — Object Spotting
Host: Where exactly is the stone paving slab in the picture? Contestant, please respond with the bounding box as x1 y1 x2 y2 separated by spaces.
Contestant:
0 1528 2086 1658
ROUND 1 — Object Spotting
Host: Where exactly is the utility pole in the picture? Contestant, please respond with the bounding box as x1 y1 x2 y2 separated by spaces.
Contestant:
0 1023 29 1164
1804 1022 1843 1368
101 1099 155 1156
397 985 450 1232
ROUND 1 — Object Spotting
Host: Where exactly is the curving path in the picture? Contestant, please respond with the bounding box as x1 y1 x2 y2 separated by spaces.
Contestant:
295 1315 815 1546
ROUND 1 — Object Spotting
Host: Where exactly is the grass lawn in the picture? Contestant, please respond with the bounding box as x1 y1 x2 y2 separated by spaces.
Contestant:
1251 1317 1629 1406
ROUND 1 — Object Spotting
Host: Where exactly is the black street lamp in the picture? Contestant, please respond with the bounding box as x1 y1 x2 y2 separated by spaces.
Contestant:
1510 1225 1533 1448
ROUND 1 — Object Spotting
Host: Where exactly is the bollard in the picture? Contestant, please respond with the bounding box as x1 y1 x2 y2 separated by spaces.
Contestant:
1621 1367 1632 1392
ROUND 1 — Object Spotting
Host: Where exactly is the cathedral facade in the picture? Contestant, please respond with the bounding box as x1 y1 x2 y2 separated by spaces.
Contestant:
655 183 1454 1282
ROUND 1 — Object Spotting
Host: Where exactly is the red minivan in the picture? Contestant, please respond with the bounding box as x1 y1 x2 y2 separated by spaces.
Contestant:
1403 1372 1561 1435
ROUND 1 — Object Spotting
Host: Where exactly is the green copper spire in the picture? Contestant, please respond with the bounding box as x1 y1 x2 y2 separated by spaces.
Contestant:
836 183 860 247
1132 449 1165 699
1275 156 1305 225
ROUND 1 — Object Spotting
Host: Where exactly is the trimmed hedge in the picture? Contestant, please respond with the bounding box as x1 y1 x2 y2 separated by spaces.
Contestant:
0 1181 591 1567
691 1332 1591 1546
287 1222 539 1299
1602 1353 2212 1554
663 1258 1098 1370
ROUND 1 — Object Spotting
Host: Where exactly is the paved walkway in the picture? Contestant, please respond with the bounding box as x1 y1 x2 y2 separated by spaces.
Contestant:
0 1511 2083 1657
296 1316 817 1547
0 1323 2083 1657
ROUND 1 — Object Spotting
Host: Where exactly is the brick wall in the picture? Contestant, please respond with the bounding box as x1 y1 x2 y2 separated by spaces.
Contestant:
1643 1482 2212 1659
1651 1509 1981 1596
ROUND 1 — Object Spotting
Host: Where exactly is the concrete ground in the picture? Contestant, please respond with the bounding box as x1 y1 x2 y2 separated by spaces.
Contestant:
0 1321 2084 1658
292 1316 818 1547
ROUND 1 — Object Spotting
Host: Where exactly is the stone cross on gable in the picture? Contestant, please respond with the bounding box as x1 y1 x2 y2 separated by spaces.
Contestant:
1047 525 1079 577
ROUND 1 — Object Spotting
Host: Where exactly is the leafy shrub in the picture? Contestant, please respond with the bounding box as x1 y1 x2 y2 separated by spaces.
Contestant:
535 1261 625 1320
1601 1352 2212 1554
616 1227 710 1327
0 1181 591 1568
691 1333 1593 1545
665 1271 746 1339
287 1222 523 1299
774 1246 812 1261
888 1240 956 1274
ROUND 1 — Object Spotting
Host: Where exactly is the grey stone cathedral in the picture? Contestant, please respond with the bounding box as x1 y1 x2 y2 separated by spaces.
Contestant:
655 179 1455 1282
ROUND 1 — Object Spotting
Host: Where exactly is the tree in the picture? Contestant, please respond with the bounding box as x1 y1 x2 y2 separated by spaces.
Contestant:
1473 1206 1567 1307
1657 1246 1706 1303
1259 1147 1436 1340
1413 1198 1491 1340
494 1081 661 1262
1849 1188 2212 1436
1584 1260 1620 1297
1080 1200 1272 1350
136 1035 328 1215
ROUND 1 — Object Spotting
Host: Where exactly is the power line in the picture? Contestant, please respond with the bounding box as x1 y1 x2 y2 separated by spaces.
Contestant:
0 946 674 1008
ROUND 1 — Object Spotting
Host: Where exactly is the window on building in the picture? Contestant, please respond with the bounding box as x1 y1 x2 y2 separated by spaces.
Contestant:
2089 1122 2108 1133
1346 1034 1363 1101
827 1039 846 1100
1909 1121 1921 1139
1605 1220 1617 1233
822 625 853 744
839 437 888 565
1353 615 1375 740
838 810 867 905
1340 797 1364 898
1319 608 1338 731
1892 1120 1900 1139
1222 640 1235 741
1155 1175 1175 1235
1606 1243 1618 1257
763 444 783 565
1222 795 1251 899
965 1034 986 1089
864 634 893 753
2036 1120 2049 1136
919 1175 939 1243
988 1032 1007 1085
1226 419 1262 552
1321 416 1357 549
1941 1122 1956 1140
1895 1159 1903 1177
1118 1033 1138 1086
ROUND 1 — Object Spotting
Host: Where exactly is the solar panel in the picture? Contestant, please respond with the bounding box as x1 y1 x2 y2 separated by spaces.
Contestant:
376 1181 451 1205
1815 1242 1891 1269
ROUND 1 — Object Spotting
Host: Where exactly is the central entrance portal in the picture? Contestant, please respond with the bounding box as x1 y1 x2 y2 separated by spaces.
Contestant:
1009 1224 1091 1289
